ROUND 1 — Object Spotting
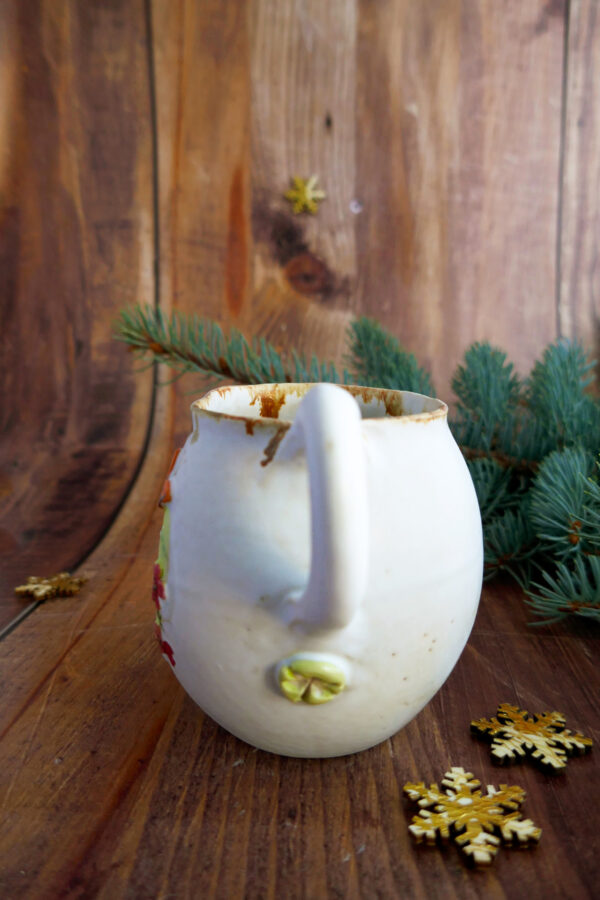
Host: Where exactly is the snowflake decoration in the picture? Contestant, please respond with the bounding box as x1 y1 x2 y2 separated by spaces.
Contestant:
15 572 87 602
284 175 326 215
404 767 541 865
471 703 592 771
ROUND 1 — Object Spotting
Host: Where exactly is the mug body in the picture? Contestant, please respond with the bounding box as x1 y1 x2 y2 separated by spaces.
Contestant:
154 384 483 757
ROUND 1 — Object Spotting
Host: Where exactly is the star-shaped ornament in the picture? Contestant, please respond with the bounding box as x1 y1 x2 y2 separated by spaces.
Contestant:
15 572 87 602
471 702 592 771
404 767 541 865
284 175 326 214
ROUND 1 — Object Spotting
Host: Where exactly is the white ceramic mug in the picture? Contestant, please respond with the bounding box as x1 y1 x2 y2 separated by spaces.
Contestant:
153 383 483 757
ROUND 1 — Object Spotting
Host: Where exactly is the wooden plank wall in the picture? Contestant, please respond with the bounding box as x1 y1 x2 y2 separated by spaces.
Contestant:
0 1 155 631
560 0 600 353
152 0 575 392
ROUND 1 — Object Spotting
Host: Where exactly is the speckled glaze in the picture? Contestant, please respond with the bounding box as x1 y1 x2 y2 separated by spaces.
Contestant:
156 383 483 758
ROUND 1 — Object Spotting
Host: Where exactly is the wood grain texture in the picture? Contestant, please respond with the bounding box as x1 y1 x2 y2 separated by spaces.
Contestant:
152 0 567 397
2 0 600 896
151 0 251 321
248 0 357 366
0 0 154 629
1 535 598 899
356 0 565 391
559 0 600 354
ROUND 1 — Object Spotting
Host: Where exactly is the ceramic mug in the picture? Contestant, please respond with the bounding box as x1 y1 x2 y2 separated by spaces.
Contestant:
153 383 483 757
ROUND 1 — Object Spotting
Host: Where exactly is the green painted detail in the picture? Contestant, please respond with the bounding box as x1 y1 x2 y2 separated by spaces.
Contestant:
155 610 163 627
278 658 346 705
157 506 171 580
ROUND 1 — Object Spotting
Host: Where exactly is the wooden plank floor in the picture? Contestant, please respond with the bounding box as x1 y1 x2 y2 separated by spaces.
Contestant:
1 1 599 897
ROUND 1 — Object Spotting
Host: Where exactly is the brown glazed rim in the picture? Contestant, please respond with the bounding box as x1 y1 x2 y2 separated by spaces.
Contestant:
191 383 448 430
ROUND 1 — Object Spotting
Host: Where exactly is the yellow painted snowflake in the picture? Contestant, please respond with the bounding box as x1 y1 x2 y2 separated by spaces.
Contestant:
404 767 541 865
471 703 593 771
284 175 326 215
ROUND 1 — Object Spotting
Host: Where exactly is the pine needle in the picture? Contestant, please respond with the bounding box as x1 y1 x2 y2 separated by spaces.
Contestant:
115 305 343 385
345 317 434 395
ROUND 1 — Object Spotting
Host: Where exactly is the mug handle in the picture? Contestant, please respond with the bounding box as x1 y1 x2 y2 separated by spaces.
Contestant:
277 384 369 629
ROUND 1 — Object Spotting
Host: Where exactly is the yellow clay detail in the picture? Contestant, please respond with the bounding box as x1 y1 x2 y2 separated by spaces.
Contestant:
278 658 346 705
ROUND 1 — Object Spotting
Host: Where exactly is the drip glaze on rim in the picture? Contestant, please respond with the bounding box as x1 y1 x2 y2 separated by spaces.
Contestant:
192 383 447 430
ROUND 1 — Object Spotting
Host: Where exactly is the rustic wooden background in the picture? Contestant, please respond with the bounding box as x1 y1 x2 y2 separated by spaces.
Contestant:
0 1 598 897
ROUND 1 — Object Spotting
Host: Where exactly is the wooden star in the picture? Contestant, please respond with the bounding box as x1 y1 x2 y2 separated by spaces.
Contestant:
284 175 326 214
15 572 87 602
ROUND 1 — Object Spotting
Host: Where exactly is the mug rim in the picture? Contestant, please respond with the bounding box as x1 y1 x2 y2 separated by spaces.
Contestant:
192 383 448 429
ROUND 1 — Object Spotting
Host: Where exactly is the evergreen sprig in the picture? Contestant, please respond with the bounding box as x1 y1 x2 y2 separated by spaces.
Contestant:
115 304 600 626
116 305 344 385
526 555 600 625
527 341 598 451
345 317 434 395
451 343 600 623
452 343 521 454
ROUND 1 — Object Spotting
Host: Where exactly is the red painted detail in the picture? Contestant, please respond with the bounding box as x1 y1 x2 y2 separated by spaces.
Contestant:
161 640 176 667
159 478 172 508
167 447 181 477
152 563 165 608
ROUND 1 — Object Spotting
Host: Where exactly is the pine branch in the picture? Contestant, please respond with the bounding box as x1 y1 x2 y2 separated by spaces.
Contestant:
445 335 600 622
580 462 600 547
526 555 600 625
345 317 434 395
529 447 596 558
461 446 538 475
467 459 517 523
526 340 598 452
451 343 521 453
115 305 345 385
482 508 539 581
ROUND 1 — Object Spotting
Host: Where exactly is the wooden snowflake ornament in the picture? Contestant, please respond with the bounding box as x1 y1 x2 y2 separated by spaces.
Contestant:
15 572 87 602
404 767 541 865
284 175 326 214
471 703 592 771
